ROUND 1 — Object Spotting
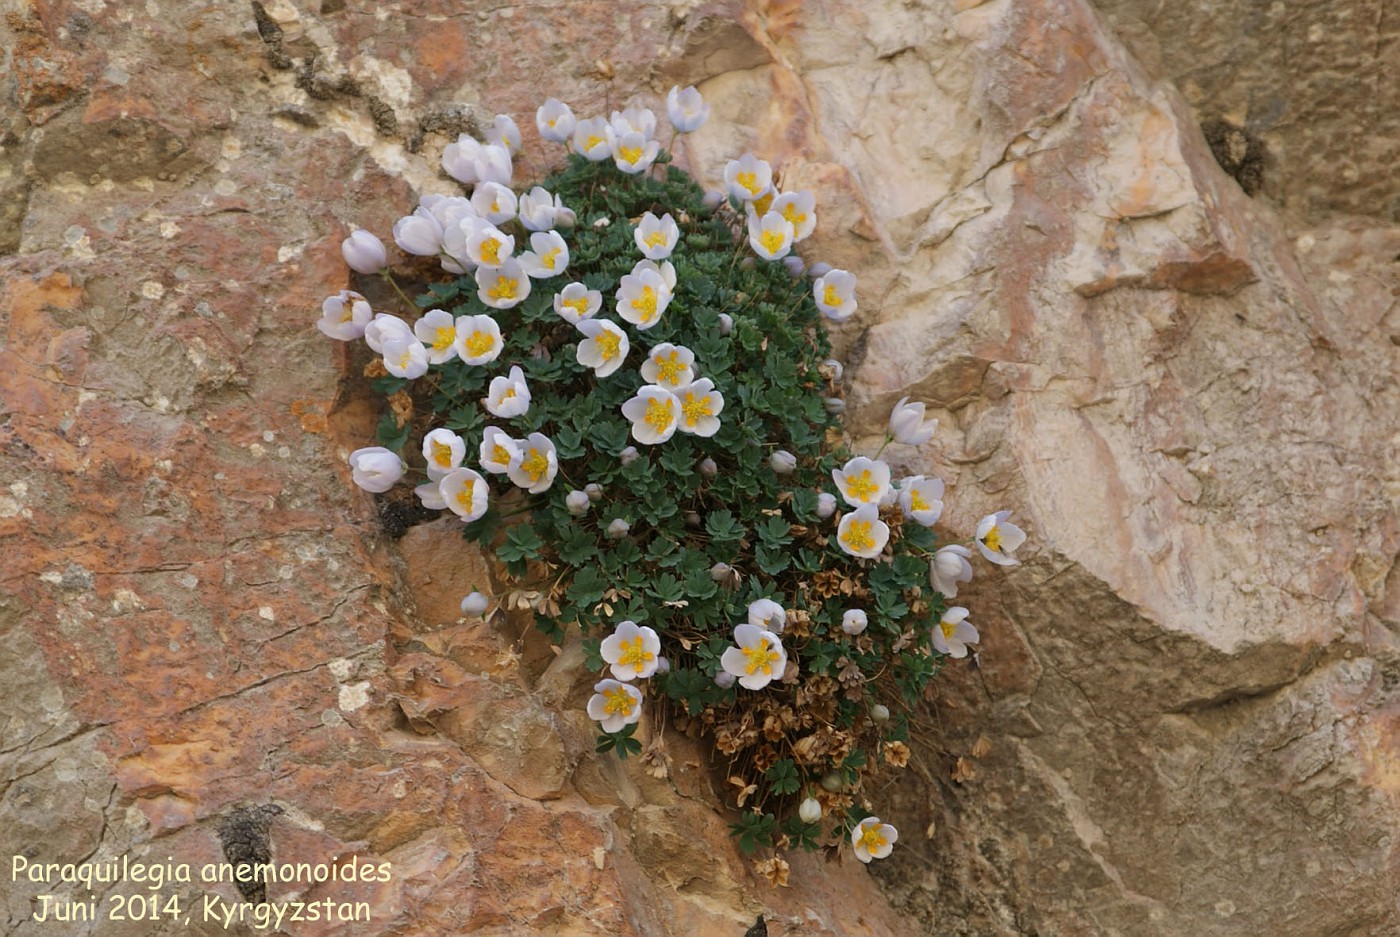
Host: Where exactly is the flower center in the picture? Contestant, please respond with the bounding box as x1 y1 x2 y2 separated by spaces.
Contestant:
940 618 958 640
492 443 512 465
846 470 878 503
480 237 501 265
654 352 686 385
752 192 774 216
983 525 1002 553
602 687 636 717
431 440 454 468
455 478 475 510
823 284 841 308
737 171 762 196
465 330 495 357
585 134 605 152
395 348 413 369
681 392 713 426
432 326 456 351
489 276 519 301
541 247 560 270
759 229 786 254
841 520 874 552
563 296 590 318
338 304 354 323
618 636 655 673
523 447 548 482
619 144 643 165
594 329 622 362
742 639 780 676
859 825 887 851
631 286 658 323
909 490 930 512
644 396 674 432
781 203 807 228
644 230 669 249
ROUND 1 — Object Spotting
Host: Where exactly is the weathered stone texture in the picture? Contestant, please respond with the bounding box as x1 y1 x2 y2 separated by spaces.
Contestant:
2 0 1396 934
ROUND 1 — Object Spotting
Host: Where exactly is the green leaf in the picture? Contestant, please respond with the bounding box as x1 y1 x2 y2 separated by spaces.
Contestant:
764 758 801 796
704 510 744 543
375 412 410 453
497 524 545 563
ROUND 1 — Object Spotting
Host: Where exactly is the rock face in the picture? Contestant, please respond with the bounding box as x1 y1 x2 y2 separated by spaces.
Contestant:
2 2 1396 937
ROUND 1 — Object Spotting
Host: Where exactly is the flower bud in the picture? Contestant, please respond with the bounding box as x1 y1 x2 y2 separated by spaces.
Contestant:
710 562 732 582
870 703 890 723
782 255 806 278
715 670 737 688
816 492 837 518
798 797 823 824
585 483 603 502
685 511 702 528
619 446 640 466
718 313 733 336
824 397 846 414
822 358 844 382
739 257 755 270
342 229 388 275
460 591 489 616
348 446 403 493
566 489 590 515
702 189 726 212
820 771 844 792
842 609 869 636
606 518 631 539
699 457 718 477
808 261 833 279
655 656 671 675
770 450 797 475
555 207 577 229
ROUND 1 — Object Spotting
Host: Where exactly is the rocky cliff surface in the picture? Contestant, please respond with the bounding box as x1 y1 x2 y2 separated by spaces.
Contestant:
2 0 1396 935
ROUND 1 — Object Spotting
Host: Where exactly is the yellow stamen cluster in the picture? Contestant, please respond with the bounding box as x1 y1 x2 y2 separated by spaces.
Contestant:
737 171 762 196
492 444 512 465
845 470 878 502
841 520 875 552
433 327 456 352
654 352 685 385
909 490 930 512
563 297 590 318
595 330 622 361
743 640 779 675
940 619 958 639
681 392 713 426
541 248 560 270
465 330 496 357
644 231 669 249
618 636 655 672
489 277 519 301
480 238 501 265
619 145 643 165
983 526 1002 553
644 397 674 432
631 287 658 323
759 230 786 254
455 478 475 510
859 825 888 851
603 687 636 717
522 448 548 482
431 440 454 468
823 285 842 308
781 204 807 227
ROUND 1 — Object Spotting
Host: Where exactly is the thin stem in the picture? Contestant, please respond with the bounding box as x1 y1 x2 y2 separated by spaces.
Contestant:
873 433 894 459
381 271 418 313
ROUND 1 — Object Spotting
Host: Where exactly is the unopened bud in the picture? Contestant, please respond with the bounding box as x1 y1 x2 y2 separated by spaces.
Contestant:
619 446 640 465
699 457 718 477
798 797 822 824
820 771 844 792
565 490 590 515
715 670 737 688
816 492 837 518
606 518 631 539
685 511 702 528
782 255 806 278
822 358 844 382
870 704 890 723
702 189 726 211
808 261 833 279
770 450 797 475
460 591 489 616
585 483 603 502
655 656 671 675
718 313 733 336
710 562 732 582
824 397 846 414
555 207 577 228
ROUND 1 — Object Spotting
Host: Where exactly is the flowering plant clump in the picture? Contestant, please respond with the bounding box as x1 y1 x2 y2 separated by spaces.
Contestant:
322 89 1025 866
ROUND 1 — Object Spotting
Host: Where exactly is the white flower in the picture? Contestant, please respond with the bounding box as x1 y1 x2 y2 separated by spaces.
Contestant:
724 153 773 201
439 467 489 522
382 335 430 379
673 378 724 437
837 504 890 559
518 186 566 232
975 511 1026 566
666 85 710 133
714 670 737 689
341 229 387 274
464 221 515 269
933 606 978 658
572 117 613 161
814 269 857 321
536 98 576 143
600 620 663 681
566 490 590 515
413 308 460 365
576 319 630 377
720 624 788 691
507 432 558 493
439 215 479 274
518 230 569 279
770 450 797 474
479 426 520 474
798 797 822 824
471 181 518 226
317 291 373 341
484 365 531 418
553 282 603 324
619 446 640 466
421 194 477 231
898 475 945 527
772 191 817 241
621 385 680 444
587 679 644 734
363 313 413 353
612 130 660 174
748 211 795 260
452 313 505 366
393 208 445 256
632 257 677 291
616 268 672 330
609 106 657 140
461 591 489 615
851 817 897 863
441 134 484 184
474 142 513 186
889 396 937 446
822 358 844 382
747 598 787 634
476 258 531 310
414 480 447 510
485 113 522 155
634 211 680 260
606 518 631 539
718 313 733 335
349 447 404 493
422 427 466 479
929 545 973 598
842 609 868 636
833 456 892 508
815 492 837 518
